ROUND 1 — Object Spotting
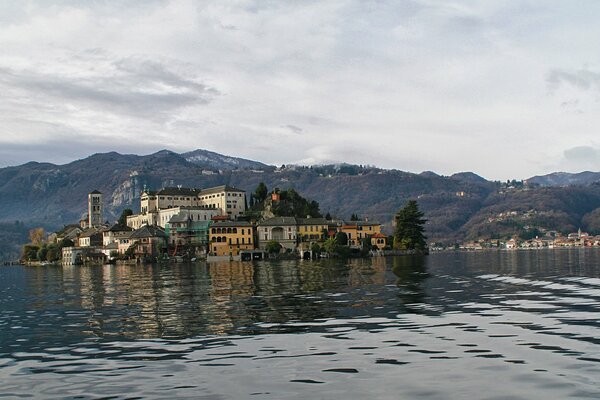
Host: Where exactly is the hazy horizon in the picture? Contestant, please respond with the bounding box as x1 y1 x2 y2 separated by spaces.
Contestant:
2 1 600 180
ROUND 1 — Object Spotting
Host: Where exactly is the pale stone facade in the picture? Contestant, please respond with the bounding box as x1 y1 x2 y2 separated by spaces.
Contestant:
128 185 247 230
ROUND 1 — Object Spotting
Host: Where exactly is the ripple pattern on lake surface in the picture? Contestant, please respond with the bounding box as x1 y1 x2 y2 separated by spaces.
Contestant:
2 250 600 399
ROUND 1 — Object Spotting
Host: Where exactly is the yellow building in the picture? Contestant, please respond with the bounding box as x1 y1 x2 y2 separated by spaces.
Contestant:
340 221 382 248
209 221 254 257
370 233 387 250
297 218 328 242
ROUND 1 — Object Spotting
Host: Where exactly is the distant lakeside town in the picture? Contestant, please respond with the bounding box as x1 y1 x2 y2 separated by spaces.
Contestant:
25 184 394 266
447 228 600 251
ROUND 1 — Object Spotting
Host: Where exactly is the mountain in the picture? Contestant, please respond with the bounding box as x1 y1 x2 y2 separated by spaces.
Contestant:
526 171 600 187
182 149 271 170
4 149 600 259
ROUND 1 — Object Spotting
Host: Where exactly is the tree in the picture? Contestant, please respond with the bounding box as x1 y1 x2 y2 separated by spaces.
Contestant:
334 231 348 246
22 244 39 261
322 237 337 254
310 242 321 254
37 245 48 261
46 244 60 262
393 200 427 251
118 209 134 226
29 227 45 246
350 213 360 221
254 182 268 203
325 212 332 221
265 240 282 254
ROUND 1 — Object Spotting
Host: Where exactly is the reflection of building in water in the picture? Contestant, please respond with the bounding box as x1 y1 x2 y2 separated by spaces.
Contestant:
347 258 387 286
207 261 255 334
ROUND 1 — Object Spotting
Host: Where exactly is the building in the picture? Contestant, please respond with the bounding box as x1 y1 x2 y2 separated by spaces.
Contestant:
88 190 103 228
155 207 221 228
62 246 87 265
78 228 103 247
54 225 83 244
370 233 388 250
297 218 328 242
165 215 211 247
127 185 247 230
209 221 254 257
198 185 247 218
128 225 168 257
103 224 133 246
257 217 298 251
340 221 383 248
62 246 105 265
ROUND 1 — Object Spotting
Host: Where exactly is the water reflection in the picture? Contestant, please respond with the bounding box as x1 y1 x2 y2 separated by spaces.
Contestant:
3 251 600 399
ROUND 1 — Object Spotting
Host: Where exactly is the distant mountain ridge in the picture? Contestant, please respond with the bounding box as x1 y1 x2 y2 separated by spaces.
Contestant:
182 149 271 170
4 149 600 258
526 171 600 187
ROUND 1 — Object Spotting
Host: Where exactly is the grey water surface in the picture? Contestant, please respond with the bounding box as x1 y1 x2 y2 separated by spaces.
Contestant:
2 250 600 399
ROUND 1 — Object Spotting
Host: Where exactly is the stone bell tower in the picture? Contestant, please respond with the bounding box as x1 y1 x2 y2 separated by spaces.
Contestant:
88 190 103 228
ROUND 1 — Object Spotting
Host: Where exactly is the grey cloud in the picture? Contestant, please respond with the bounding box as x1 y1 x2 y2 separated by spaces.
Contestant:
557 146 600 172
547 69 600 92
0 56 219 121
283 124 303 134
564 146 600 162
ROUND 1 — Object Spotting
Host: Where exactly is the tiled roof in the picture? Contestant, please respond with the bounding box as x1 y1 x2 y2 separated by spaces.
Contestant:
199 185 245 196
211 220 252 227
157 187 201 196
79 228 101 238
108 224 133 232
168 213 190 223
297 218 329 225
259 217 297 226
342 221 381 227
129 225 167 239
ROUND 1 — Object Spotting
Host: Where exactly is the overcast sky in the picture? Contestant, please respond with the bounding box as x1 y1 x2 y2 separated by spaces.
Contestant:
2 1 600 180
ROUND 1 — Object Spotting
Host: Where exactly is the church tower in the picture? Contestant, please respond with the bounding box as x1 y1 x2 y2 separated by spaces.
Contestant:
88 190 103 228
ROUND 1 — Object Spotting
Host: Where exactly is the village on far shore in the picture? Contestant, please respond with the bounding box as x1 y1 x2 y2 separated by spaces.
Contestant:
41 184 392 265
451 228 600 251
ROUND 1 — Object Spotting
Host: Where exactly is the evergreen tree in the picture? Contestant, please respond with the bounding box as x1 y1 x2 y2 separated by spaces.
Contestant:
393 200 427 250
254 182 268 203
350 213 359 221
118 209 133 226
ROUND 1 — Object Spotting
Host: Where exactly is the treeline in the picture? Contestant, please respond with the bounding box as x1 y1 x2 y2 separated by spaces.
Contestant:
20 227 74 263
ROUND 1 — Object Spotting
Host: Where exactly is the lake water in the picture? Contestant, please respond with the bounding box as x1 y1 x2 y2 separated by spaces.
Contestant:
2 250 600 399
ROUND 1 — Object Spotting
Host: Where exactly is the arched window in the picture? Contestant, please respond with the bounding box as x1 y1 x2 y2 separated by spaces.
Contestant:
227 228 232 233
232 228 237 234
211 228 216 234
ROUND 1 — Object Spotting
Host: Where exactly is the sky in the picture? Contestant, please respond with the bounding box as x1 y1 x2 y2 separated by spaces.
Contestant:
2 1 600 180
